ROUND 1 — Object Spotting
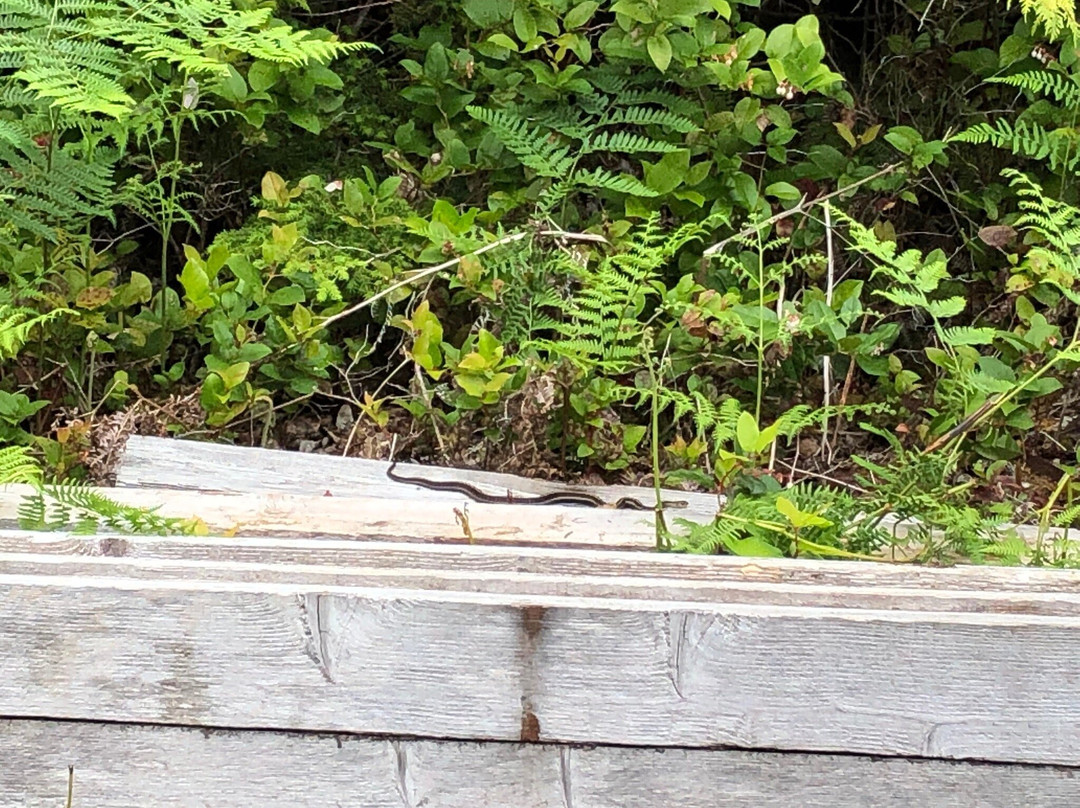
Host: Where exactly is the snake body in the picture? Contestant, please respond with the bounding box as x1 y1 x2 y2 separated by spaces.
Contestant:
386 460 686 511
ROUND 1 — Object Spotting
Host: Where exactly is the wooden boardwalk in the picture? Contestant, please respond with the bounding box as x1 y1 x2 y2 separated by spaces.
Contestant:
2 435 1079 806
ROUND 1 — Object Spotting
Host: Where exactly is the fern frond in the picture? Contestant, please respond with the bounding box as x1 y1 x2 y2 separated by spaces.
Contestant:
673 515 745 554
1003 168 1080 300
695 394 742 445
600 107 697 133
571 167 658 197
1054 502 1080 528
0 127 118 239
980 535 1029 565
952 119 1080 173
0 445 41 485
542 214 703 373
0 303 69 359
942 326 999 346
1006 0 1079 41
466 106 575 177
991 70 1080 106
587 72 631 96
580 131 682 156
18 480 194 535
876 287 930 309
613 88 701 120
774 404 818 438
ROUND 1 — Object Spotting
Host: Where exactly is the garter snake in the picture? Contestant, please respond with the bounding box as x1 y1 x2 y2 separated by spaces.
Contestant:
386 460 687 511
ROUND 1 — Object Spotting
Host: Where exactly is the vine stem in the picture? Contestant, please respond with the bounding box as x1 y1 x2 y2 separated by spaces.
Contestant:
821 200 836 459
310 228 608 335
930 319 1080 456
644 333 669 550
701 163 900 257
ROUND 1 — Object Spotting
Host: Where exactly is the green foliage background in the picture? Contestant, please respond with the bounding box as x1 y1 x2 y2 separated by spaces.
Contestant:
2 0 1080 562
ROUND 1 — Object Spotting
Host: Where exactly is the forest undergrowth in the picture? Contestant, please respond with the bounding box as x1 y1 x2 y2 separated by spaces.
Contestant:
2 0 1080 564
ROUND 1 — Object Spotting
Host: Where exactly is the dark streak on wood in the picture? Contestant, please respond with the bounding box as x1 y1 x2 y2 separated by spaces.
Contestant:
520 708 541 743
522 606 546 642
99 537 129 557
519 606 546 743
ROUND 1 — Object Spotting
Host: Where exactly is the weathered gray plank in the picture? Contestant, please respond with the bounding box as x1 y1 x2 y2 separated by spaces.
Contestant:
5 719 1078 808
115 434 721 521
3 574 1080 764
569 745 1080 807
118 435 1070 547
1 544 1080 615
3 529 1080 595
0 485 662 549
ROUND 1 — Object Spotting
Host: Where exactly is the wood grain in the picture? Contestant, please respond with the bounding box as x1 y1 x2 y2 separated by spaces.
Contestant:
1 539 1080 615
3 528 1079 595
117 435 1069 546
115 435 721 519
0 485 665 550
3 573 1080 764
5 720 1079 808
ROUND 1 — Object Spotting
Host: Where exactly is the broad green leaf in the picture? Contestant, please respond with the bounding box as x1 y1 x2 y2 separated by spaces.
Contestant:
647 34 673 72
622 424 647 452
236 343 272 363
793 15 820 46
217 361 250 391
247 61 279 92
729 171 758 210
227 257 263 299
455 374 488 396
462 0 514 27
756 422 780 453
833 121 857 149
485 371 513 392
1014 295 1036 322
884 125 922 154
456 352 491 371
270 223 299 249
513 8 538 42
477 328 501 358
924 346 951 368
776 495 831 528
116 272 152 306
775 495 799 522
765 24 793 58
735 410 758 455
642 149 690 194
261 172 289 206
611 0 655 23
307 63 344 90
218 66 247 102
179 263 210 307
425 43 449 82
709 0 731 18
565 1 599 29
764 181 801 201
658 0 712 19
268 285 306 306
486 33 519 51
726 535 785 557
